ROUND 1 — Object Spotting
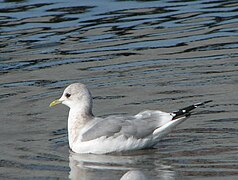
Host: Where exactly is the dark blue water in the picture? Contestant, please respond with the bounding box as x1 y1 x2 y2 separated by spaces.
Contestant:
1 0 238 179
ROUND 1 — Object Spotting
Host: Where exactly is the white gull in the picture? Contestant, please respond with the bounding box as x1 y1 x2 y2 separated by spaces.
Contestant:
50 83 211 154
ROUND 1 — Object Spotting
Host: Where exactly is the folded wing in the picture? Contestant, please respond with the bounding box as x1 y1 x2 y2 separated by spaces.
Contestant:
81 110 173 142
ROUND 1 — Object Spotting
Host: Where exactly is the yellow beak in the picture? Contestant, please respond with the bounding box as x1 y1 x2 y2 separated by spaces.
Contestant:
49 99 62 107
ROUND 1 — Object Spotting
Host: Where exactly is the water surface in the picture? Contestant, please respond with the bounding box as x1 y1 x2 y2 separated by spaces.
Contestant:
0 0 238 179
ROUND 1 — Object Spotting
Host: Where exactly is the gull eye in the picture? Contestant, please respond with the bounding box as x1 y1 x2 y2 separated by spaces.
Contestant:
65 93 71 98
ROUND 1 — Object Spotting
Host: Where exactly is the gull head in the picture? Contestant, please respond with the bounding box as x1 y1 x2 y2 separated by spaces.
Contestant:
49 83 93 112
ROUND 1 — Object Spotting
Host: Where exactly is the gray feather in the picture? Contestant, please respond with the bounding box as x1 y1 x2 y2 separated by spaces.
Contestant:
81 110 172 141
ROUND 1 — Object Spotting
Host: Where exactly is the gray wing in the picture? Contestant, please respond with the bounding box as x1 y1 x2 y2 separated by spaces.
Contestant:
81 110 173 142
82 116 123 141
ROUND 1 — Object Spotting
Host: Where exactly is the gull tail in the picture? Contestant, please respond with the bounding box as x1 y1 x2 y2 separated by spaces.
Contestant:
171 100 212 120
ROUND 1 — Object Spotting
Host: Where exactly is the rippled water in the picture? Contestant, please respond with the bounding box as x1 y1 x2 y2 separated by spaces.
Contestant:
1 0 238 179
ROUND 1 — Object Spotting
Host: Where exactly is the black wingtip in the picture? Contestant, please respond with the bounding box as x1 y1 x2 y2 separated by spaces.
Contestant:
204 100 213 104
194 100 213 107
172 100 212 120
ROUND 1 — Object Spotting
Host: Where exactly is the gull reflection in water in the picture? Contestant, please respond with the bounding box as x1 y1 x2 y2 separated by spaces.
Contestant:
120 170 147 180
69 150 175 180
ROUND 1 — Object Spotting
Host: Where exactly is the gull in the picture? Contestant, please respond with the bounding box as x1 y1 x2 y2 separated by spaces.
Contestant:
49 83 212 154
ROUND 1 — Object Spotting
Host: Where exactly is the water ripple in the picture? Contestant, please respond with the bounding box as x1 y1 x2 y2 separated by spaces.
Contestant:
1 0 238 179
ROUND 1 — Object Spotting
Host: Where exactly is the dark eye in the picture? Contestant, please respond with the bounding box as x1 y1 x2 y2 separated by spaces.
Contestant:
65 93 71 98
